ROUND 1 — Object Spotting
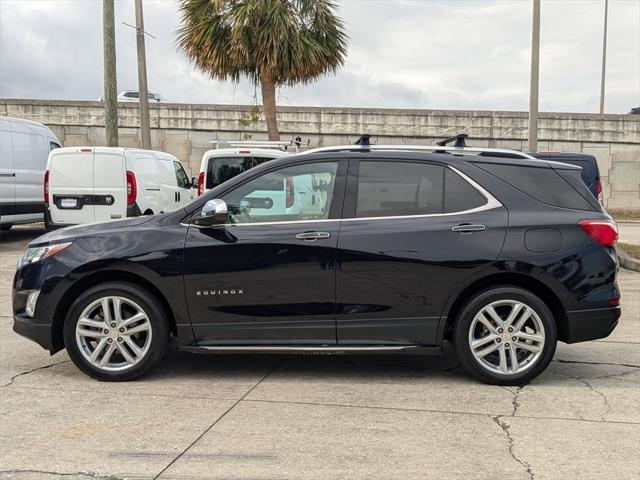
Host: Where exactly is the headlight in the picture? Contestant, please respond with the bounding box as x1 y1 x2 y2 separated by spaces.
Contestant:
22 242 73 265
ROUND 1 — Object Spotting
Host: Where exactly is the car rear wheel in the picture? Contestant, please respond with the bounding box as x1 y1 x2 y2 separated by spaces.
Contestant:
453 286 557 385
63 282 169 381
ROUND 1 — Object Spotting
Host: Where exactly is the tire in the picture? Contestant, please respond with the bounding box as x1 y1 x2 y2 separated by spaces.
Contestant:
63 282 169 381
453 286 557 385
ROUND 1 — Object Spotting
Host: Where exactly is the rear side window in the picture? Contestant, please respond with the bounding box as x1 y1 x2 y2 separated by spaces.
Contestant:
444 168 487 213
477 163 595 211
356 162 444 217
49 142 61 151
355 161 488 218
205 156 279 189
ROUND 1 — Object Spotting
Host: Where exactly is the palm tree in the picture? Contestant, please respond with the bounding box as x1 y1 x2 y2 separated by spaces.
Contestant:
176 0 348 140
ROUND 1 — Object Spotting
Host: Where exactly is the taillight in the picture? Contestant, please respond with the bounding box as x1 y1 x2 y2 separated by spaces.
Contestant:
44 170 49 204
285 177 294 209
596 181 603 203
126 171 137 206
197 172 205 197
578 219 618 247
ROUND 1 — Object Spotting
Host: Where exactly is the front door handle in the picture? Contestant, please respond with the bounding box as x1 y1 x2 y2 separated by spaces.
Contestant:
451 224 486 233
295 231 331 241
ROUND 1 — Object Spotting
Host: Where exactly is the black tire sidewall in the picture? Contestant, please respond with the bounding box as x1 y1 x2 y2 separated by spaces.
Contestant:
63 282 169 381
453 286 557 385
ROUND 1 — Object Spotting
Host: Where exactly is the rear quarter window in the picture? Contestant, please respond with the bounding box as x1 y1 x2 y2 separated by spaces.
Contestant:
476 163 595 211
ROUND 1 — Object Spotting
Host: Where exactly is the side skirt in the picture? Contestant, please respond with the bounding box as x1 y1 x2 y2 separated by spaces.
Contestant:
180 345 442 355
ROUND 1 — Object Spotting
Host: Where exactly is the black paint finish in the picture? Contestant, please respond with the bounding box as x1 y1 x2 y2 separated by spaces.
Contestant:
12 150 621 357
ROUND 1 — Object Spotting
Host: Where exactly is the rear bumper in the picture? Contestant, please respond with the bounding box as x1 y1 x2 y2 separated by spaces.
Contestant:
564 306 621 343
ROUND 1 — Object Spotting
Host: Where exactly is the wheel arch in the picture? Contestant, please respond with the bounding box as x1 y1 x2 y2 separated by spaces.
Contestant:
440 272 569 344
51 270 178 353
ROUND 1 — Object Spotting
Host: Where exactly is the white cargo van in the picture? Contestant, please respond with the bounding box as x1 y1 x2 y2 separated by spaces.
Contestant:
0 116 61 230
196 141 290 197
46 147 194 227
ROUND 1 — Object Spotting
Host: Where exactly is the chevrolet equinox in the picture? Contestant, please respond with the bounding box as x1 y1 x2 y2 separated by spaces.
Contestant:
13 144 621 385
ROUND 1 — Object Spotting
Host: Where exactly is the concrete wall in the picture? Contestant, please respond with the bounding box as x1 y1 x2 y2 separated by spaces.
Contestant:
2 98 639 209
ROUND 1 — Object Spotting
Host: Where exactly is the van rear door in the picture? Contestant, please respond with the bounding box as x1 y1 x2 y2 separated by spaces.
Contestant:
0 119 15 224
49 149 95 225
93 150 127 222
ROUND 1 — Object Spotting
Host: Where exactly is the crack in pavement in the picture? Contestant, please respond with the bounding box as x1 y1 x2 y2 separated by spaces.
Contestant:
492 416 535 480
552 370 614 421
0 469 124 479
553 359 640 369
0 359 71 388
152 357 286 480
574 377 611 421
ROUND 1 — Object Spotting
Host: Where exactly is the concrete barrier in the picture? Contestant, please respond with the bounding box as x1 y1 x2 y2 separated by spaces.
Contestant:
1 98 638 209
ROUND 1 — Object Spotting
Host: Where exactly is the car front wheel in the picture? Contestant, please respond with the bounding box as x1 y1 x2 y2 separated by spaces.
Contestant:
453 286 557 385
63 282 169 381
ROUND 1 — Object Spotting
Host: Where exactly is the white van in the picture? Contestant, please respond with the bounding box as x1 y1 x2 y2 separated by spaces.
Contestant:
0 116 61 230
46 147 194 227
196 142 290 197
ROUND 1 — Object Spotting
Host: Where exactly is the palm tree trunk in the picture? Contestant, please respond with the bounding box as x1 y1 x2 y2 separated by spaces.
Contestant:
260 77 280 141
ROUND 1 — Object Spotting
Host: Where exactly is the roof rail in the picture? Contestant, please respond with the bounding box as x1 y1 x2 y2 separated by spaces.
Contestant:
300 144 537 160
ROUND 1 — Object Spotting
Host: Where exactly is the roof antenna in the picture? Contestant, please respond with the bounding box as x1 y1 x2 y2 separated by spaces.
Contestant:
436 133 469 148
355 134 371 146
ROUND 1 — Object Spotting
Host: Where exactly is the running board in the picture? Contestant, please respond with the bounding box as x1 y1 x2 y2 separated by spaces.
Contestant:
180 345 441 355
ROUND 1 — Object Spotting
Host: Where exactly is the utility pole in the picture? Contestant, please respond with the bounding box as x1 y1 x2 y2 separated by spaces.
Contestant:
103 0 118 147
135 0 151 149
528 0 541 152
599 0 608 114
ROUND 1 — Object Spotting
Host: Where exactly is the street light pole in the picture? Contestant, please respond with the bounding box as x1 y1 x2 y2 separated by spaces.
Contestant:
528 0 541 152
599 0 608 114
135 0 151 150
103 0 118 147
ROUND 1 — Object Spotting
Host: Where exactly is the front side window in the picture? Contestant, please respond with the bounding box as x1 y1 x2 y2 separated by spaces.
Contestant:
174 161 190 189
49 141 61 151
221 162 338 224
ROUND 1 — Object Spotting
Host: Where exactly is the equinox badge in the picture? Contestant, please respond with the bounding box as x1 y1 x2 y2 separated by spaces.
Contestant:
197 289 244 296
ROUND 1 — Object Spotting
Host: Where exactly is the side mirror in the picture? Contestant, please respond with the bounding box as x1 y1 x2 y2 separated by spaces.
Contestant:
193 199 228 226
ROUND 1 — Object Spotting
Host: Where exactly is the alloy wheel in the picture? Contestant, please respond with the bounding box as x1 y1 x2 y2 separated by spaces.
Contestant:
468 299 545 376
75 296 153 371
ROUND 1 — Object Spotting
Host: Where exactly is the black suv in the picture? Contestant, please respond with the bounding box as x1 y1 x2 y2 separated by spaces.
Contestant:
12 145 621 385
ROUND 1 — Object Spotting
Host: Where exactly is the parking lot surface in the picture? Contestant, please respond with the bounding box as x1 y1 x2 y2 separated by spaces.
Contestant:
1 226 639 479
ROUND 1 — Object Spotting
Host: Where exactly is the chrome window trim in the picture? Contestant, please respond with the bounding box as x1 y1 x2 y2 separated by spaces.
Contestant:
185 165 501 228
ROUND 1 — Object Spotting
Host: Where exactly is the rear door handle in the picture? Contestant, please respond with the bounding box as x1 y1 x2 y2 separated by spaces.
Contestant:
451 224 486 233
295 231 331 241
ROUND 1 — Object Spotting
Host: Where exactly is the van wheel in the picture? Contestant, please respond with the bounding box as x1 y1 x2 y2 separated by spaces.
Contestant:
453 286 557 385
63 282 169 381
143 209 154 215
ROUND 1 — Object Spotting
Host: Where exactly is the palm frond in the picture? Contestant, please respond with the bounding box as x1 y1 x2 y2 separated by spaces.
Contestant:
176 0 348 86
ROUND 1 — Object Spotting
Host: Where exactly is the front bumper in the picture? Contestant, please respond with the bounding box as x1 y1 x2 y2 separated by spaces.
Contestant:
13 313 52 351
564 306 621 343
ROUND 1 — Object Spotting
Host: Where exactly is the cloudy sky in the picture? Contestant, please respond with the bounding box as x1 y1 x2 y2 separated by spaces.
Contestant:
1 0 638 113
